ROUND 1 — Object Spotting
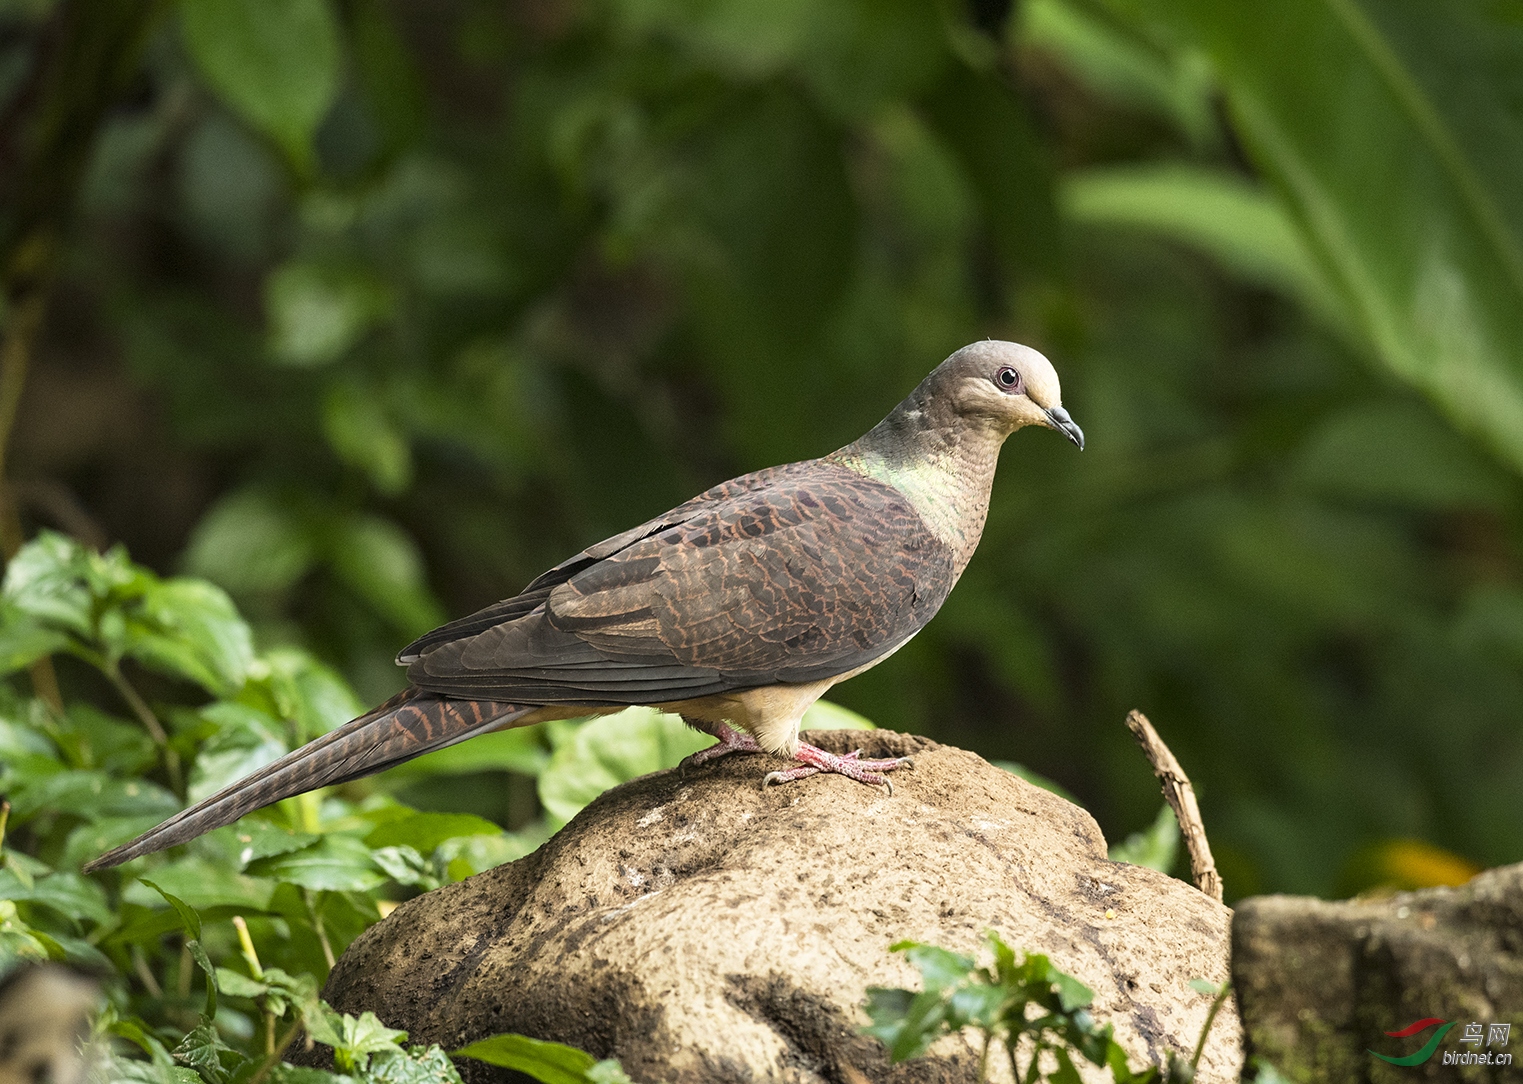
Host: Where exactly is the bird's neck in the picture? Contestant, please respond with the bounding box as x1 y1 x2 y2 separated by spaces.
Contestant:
827 396 1007 576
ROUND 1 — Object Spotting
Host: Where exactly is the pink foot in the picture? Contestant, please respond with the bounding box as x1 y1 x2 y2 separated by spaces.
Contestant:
763 742 914 794
680 720 763 770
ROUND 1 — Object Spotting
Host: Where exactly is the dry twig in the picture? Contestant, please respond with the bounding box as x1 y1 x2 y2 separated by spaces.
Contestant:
1124 710 1222 902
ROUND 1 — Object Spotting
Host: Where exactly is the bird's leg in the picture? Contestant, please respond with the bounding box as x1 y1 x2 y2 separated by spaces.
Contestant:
679 719 764 769
764 741 913 793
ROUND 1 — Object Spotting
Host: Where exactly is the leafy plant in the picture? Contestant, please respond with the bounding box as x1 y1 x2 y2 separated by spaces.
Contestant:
0 532 679 1081
864 932 1231 1084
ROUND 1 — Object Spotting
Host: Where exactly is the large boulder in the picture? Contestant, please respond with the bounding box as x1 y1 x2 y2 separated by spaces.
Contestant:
319 730 1240 1082
1232 863 1523 1082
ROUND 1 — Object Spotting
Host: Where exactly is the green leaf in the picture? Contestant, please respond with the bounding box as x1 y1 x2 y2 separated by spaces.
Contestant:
171 1022 230 1084
1046 964 1095 1013
1060 164 1337 323
1 531 94 636
187 703 289 803
7 770 178 822
452 1033 596 1084
323 381 413 495
538 708 713 828
257 647 364 743
136 879 200 940
364 1045 466 1083
214 966 268 999
245 834 387 892
0 869 113 926
1108 804 1180 874
369 845 439 891
222 822 321 867
363 812 502 853
1294 399 1512 511
266 262 392 367
0 611 70 675
121 578 255 696
308 1009 407 1073
179 0 342 173
1110 0 1523 474
323 514 443 637
182 488 317 596
892 940 977 992
119 858 278 914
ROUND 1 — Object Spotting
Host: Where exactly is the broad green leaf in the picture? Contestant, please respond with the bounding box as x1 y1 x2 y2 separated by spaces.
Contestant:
139 878 203 940
221 822 320 867
1060 164 1336 322
369 845 438 891
323 381 413 495
214 966 267 999
122 578 255 696
0 612 69 674
182 488 317 596
245 834 387 891
365 1045 466 1083
1109 0 1523 473
171 1022 229 1083
120 858 278 913
179 0 341 173
1108 804 1179 874
0 869 115 926
1046 964 1095 1012
187 703 288 803
266 261 392 367
1020 0 1215 146
258 647 364 741
894 942 977 993
7 770 177 823
364 812 503 853
1 531 93 636
453 1033 596 1084
307 1009 407 1073
323 514 443 636
537 708 713 828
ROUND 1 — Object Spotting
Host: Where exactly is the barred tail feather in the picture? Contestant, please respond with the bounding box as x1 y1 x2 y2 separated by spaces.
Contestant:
82 690 531 872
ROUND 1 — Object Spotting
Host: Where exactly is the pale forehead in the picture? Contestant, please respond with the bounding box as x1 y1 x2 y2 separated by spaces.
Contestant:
953 340 1062 404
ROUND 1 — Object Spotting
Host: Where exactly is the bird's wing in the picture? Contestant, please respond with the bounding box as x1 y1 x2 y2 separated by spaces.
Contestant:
405 461 955 703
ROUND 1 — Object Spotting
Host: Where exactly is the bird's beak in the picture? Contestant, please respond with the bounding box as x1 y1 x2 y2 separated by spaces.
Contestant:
1043 405 1084 450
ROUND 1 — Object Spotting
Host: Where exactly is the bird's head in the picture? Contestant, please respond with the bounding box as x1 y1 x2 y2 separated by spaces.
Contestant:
938 340 1084 449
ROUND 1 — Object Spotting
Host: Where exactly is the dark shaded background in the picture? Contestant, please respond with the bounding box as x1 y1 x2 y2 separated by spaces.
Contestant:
4 0 1522 899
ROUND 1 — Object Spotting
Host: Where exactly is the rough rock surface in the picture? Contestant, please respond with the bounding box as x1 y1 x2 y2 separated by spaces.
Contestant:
1233 862 1523 1082
319 730 1239 1082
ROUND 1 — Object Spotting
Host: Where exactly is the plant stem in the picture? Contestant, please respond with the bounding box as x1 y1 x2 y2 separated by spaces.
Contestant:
247 1017 305 1084
305 889 336 973
178 941 193 999
0 799 9 853
977 1032 991 1084
232 915 264 980
131 945 162 997
104 661 182 794
1124 710 1222 901
1189 982 1232 1074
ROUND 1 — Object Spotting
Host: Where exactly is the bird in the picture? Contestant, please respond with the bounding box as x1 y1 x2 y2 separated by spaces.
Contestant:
83 340 1082 872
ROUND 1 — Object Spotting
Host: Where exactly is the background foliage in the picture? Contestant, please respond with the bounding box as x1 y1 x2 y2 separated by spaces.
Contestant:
2 0 1520 931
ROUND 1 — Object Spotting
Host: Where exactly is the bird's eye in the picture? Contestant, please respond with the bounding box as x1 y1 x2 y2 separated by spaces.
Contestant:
995 366 1022 393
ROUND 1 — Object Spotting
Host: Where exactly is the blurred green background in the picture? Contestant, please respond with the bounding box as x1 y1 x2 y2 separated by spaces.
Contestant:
3 0 1521 900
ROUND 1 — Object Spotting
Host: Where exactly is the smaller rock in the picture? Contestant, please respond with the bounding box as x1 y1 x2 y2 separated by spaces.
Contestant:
1232 862 1523 1082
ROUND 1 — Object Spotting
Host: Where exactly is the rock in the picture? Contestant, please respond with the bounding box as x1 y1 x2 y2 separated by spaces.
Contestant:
1232 862 1523 1082
319 730 1240 1082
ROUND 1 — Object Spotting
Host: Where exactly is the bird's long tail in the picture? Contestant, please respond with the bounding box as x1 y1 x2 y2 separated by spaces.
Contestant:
82 690 532 872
